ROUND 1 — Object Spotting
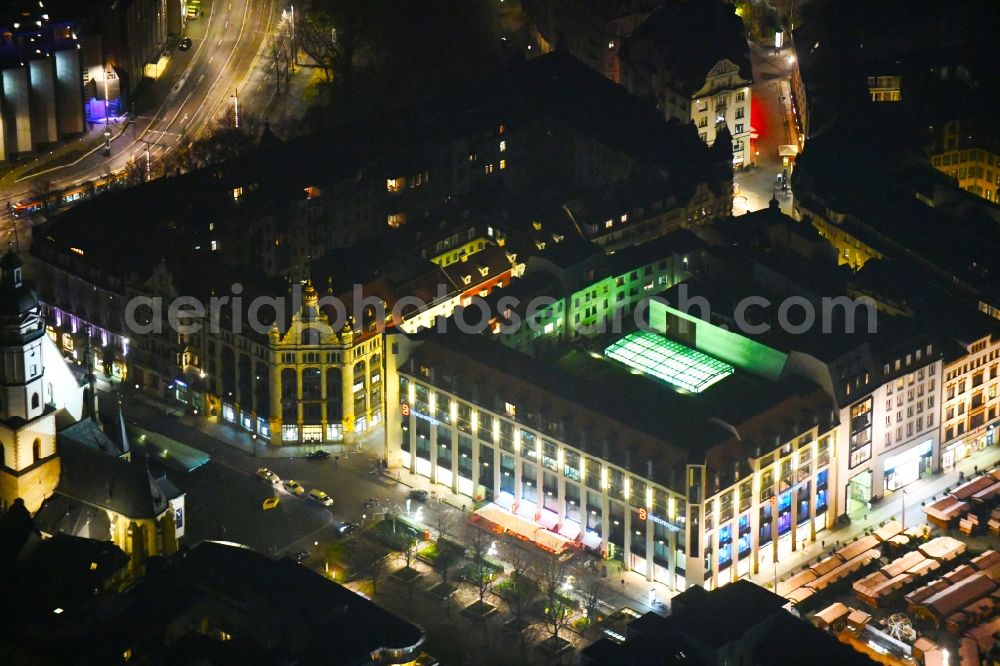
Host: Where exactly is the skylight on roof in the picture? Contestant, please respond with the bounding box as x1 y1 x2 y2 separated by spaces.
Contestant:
604 331 734 393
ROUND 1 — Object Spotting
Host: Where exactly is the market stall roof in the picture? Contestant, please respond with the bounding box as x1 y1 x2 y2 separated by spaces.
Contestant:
814 602 850 628
475 503 574 554
777 569 817 598
873 520 903 542
918 536 967 562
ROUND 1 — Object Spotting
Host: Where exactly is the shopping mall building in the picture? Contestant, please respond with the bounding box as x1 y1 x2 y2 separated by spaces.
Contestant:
385 299 843 591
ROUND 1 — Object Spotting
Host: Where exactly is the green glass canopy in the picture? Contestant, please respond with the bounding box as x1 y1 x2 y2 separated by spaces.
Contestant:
604 331 734 393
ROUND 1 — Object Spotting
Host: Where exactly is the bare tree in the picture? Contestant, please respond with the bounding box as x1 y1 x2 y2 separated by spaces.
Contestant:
402 537 417 570
435 540 462 586
468 530 497 610
268 36 290 94
497 548 536 623
540 555 572 645
295 0 369 96
371 556 385 594
435 502 455 539
576 560 603 625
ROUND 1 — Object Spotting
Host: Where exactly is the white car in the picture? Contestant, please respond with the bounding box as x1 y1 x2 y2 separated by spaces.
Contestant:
308 489 333 506
256 467 279 484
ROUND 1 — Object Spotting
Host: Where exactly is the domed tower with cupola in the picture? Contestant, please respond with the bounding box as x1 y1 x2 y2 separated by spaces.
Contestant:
0 250 61 514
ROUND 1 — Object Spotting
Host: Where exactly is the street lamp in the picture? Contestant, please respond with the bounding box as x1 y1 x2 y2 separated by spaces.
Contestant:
289 4 297 67
900 488 908 529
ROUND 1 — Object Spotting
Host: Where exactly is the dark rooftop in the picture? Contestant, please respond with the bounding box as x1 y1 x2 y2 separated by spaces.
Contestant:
56 439 175 519
581 580 877 665
401 326 828 486
621 0 752 97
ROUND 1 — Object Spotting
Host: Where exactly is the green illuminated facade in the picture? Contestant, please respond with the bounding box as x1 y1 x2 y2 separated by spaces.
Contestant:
646 299 789 380
604 331 734 393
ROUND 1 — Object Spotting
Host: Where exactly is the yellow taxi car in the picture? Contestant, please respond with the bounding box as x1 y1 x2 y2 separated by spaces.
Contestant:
262 497 280 510
283 479 305 496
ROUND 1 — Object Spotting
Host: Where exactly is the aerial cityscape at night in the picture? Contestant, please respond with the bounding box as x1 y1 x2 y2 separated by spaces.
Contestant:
1 0 1000 664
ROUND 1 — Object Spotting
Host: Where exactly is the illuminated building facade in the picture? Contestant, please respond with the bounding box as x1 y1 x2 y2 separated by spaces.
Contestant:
866 75 901 102
940 332 1000 470
386 321 840 591
490 232 704 354
795 203 884 271
930 119 1000 204
618 0 753 167
264 281 383 445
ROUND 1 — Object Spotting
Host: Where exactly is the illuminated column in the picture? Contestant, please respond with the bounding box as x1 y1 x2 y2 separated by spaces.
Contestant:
556 448 566 525
492 435 501 500
341 363 355 444
711 507 720 589
600 495 610 560
622 500 632 572
667 525 677 591
3 68 32 153
269 360 282 437
294 365 303 433
809 468 817 542
364 356 373 426
29 59 58 145
319 364 328 437
407 402 417 472
54 49 84 135
790 484 798 553
535 446 545 520
451 404 460 495
513 455 523 511
750 491 761 577
645 493 655 582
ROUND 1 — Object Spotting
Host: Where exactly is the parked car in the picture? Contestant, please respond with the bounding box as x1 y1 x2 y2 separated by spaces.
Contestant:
178 37 193 51
256 467 279 484
262 497 280 510
308 489 333 506
335 521 359 537
363 498 378 509
306 450 330 460
408 489 429 502
283 479 305 495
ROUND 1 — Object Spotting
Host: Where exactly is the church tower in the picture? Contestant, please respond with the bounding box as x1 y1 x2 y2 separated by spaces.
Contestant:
0 250 60 513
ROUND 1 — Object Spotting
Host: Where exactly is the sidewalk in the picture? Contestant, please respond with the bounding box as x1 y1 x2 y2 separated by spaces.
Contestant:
391 466 672 616
119 387 369 459
753 445 1000 589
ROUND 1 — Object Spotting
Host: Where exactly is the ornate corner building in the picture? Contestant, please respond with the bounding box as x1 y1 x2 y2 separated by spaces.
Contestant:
262 282 383 445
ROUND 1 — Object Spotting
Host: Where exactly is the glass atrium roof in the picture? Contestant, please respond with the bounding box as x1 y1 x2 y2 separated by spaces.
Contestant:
604 331 734 393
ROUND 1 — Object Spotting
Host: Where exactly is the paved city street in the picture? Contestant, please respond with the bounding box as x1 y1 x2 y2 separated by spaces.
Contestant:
101 386 669 619
0 0 280 241
734 41 800 216
107 381 1000 622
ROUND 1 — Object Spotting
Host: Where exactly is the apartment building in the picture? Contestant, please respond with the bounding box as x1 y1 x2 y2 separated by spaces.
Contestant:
929 119 1000 204
619 0 753 166
940 332 1000 470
